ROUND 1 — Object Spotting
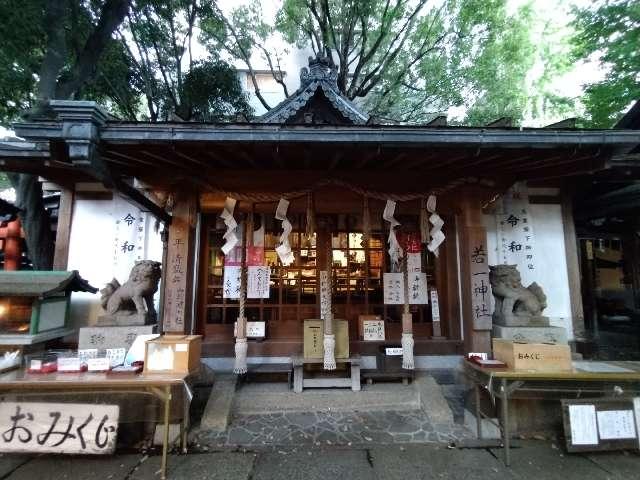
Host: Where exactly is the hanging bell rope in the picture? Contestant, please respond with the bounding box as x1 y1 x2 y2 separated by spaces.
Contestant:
305 192 315 247
419 197 429 245
401 254 415 370
234 214 249 374
362 195 371 247
323 237 336 370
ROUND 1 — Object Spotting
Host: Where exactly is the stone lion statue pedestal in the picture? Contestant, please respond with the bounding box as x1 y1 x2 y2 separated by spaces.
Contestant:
489 264 568 344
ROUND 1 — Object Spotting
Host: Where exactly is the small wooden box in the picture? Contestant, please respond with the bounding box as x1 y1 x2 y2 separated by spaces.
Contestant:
144 335 202 374
492 339 572 372
303 320 349 359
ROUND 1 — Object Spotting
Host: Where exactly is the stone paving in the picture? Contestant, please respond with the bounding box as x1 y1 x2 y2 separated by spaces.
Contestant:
192 409 473 448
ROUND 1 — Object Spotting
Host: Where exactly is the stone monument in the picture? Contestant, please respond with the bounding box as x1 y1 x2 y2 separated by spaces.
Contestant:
97 260 161 326
489 264 567 344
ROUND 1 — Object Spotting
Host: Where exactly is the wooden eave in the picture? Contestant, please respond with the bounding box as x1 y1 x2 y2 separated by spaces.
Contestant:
8 120 640 197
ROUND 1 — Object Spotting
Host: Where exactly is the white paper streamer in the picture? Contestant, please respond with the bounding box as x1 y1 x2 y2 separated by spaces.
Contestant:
220 197 238 255
275 198 294 266
426 195 445 256
383 200 403 270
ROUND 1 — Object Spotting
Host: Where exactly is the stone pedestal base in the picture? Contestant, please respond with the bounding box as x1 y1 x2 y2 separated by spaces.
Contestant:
79 324 158 350
492 325 567 344
493 315 550 327
97 312 150 326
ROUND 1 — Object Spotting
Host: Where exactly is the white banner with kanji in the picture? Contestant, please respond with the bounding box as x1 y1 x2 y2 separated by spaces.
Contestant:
496 183 537 286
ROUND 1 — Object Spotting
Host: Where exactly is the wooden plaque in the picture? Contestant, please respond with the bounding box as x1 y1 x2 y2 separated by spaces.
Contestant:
0 402 119 454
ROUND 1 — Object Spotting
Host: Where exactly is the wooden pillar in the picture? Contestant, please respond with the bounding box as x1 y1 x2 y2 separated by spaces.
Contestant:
162 192 197 334
561 192 585 341
53 187 74 270
459 191 492 353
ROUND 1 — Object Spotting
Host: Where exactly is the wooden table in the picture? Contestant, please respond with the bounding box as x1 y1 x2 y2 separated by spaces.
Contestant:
292 356 361 392
463 360 640 466
0 369 192 479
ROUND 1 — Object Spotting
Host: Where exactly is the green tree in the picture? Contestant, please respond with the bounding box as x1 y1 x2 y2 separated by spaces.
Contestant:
572 0 640 128
204 0 572 125
120 0 251 121
1 0 132 270
0 0 251 268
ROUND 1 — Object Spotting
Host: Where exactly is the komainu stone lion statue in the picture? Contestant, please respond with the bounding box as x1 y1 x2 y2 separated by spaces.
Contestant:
489 264 549 327
98 260 162 326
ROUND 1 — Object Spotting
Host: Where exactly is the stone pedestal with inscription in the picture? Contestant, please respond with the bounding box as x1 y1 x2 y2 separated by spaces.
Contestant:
492 325 568 345
79 325 157 350
97 312 150 327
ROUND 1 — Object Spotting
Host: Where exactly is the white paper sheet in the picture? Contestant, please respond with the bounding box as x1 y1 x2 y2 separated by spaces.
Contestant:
568 404 598 445
430 289 441 321
597 410 637 440
363 320 385 341
407 272 428 304
247 266 270 298
407 252 422 273
383 273 404 304
223 265 242 299
124 334 160 365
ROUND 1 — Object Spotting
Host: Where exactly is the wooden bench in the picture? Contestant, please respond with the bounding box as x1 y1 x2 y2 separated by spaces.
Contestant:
361 369 414 385
244 363 293 387
292 355 361 393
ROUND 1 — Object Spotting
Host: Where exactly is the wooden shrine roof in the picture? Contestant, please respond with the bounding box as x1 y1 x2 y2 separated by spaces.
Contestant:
2 100 640 221
0 270 97 297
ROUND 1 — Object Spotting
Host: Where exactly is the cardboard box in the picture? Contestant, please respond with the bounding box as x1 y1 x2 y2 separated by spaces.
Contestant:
304 319 349 359
492 339 572 372
144 335 202 374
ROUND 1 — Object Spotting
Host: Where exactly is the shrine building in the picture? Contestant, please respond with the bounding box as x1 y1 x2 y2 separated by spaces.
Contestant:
2 56 640 370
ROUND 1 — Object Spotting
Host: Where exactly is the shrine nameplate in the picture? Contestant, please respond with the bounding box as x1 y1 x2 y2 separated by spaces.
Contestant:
0 402 119 454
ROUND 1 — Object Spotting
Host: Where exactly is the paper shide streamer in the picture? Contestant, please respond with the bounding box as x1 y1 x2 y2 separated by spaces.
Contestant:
220 197 238 255
275 198 295 266
426 195 445 256
383 200 404 271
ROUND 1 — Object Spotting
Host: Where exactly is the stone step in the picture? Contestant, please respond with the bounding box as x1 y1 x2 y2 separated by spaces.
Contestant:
232 380 421 415
199 373 237 431
415 375 454 424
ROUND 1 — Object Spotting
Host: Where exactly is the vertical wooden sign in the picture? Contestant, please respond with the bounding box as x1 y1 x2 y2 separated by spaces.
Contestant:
163 192 197 333
459 191 492 353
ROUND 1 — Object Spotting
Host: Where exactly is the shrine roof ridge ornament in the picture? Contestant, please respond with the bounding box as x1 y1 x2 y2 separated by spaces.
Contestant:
258 54 369 125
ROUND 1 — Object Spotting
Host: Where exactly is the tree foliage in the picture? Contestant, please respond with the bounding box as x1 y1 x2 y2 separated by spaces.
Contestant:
0 1 252 269
117 0 252 121
572 0 640 128
205 0 573 125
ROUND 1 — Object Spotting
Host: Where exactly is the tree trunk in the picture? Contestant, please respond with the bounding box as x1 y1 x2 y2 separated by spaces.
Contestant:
7 174 54 270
